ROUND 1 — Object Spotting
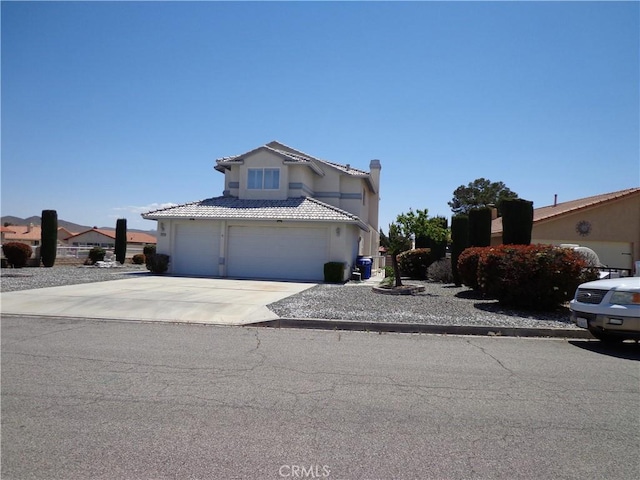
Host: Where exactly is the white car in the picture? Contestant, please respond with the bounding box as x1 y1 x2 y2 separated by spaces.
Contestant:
570 277 640 343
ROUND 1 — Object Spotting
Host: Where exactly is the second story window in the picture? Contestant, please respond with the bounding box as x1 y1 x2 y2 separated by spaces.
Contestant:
248 168 280 190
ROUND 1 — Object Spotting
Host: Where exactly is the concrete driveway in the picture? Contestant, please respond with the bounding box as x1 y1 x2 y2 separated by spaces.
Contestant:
0 276 316 325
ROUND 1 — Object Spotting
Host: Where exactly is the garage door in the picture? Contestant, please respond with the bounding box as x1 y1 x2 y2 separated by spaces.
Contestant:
172 222 220 276
227 225 328 281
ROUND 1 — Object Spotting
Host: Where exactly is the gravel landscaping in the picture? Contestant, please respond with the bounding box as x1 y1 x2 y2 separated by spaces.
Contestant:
0 265 147 292
1 266 578 330
269 280 579 330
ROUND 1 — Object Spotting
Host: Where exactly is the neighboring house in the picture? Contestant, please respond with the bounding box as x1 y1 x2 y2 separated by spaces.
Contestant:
143 140 381 281
1 226 17 244
2 224 42 247
57 227 77 244
491 188 640 272
65 228 157 249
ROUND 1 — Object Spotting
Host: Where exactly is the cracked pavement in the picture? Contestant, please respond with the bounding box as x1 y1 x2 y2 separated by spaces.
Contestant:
2 316 639 479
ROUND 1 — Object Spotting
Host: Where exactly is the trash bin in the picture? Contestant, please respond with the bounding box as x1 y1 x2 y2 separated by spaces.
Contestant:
356 257 372 280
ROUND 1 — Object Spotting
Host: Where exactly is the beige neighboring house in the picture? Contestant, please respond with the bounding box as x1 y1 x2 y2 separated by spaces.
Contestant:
491 188 640 272
1 226 17 244
143 140 381 281
65 228 157 249
57 227 76 244
2 224 42 247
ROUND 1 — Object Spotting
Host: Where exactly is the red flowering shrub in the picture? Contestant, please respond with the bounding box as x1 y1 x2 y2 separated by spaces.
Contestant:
474 244 599 310
397 248 433 279
2 242 33 268
457 247 485 289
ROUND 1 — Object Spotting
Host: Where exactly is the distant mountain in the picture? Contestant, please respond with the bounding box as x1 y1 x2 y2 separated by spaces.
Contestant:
1 216 156 234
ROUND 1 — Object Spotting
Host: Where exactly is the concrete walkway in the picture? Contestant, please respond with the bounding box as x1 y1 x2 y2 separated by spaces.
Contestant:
0 276 316 325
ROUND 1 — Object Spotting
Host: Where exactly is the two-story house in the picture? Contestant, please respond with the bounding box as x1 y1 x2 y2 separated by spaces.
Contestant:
142 141 381 281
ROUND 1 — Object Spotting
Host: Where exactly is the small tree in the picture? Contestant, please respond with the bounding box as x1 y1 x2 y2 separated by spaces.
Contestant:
115 218 127 264
387 223 411 287
40 210 58 267
395 209 448 256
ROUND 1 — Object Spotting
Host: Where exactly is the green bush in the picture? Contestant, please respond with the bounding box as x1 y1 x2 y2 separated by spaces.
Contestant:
384 265 394 278
146 253 170 274
474 244 599 310
132 253 146 265
41 210 58 267
324 262 345 283
2 242 33 268
457 247 484 290
397 248 433 279
88 247 106 264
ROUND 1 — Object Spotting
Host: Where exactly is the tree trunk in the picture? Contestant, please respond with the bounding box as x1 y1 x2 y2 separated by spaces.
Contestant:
391 253 403 287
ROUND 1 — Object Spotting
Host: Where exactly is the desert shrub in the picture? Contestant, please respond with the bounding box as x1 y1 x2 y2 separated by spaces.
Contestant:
88 247 106 264
457 247 485 290
143 244 156 269
2 242 33 268
476 244 599 310
324 262 345 283
146 253 170 274
397 248 433 280
132 253 146 265
427 258 454 283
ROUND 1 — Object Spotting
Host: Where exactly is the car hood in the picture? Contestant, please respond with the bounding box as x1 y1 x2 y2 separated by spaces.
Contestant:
578 277 640 292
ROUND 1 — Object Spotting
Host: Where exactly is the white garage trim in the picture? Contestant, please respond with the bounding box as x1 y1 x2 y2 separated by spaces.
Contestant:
226 224 329 281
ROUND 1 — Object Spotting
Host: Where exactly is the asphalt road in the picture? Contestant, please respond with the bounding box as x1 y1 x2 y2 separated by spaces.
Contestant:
2 315 639 480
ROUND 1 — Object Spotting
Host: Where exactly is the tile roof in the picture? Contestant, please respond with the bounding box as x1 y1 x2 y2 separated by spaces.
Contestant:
65 228 157 244
492 187 640 234
142 196 369 231
3 225 42 241
215 140 370 177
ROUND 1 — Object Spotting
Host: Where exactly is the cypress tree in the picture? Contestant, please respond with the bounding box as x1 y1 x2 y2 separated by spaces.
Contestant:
451 214 469 287
501 198 534 245
115 218 127 264
40 210 58 267
468 207 492 247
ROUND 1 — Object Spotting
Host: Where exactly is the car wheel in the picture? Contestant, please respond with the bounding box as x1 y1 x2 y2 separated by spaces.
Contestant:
588 327 625 344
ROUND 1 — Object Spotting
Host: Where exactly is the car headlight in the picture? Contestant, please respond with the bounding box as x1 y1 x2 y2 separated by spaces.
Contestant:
610 291 640 305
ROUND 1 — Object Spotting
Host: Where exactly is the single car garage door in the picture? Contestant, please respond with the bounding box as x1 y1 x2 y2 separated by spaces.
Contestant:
172 222 220 276
227 225 328 281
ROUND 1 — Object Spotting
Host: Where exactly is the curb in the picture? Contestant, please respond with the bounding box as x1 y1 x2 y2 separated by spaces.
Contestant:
249 317 594 339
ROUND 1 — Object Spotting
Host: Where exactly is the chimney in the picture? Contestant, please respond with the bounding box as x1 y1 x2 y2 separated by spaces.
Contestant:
27 222 34 233
554 194 558 207
369 159 381 193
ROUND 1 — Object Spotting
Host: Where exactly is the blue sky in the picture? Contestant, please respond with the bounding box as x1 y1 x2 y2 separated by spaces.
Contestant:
2 1 638 232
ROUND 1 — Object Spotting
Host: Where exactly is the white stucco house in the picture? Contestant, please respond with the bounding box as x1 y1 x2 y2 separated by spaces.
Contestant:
142 141 381 281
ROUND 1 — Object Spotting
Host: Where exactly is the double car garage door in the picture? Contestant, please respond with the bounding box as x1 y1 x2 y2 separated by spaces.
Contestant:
172 223 328 281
